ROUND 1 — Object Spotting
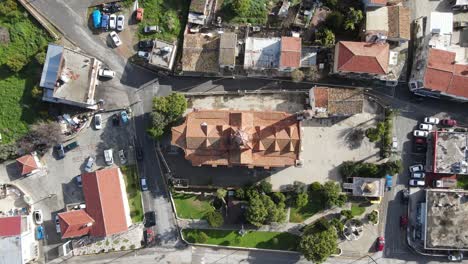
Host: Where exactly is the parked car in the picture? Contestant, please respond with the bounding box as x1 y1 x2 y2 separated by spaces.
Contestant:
84 156 95 172
419 123 433 131
376 237 385 251
55 214 61 233
33 210 43 225
109 31 122 47
64 141 79 152
55 144 65 159
136 147 144 161
109 14 116 29
448 252 463 262
409 179 425 187
433 178 457 188
400 189 409 204
400 216 408 228
144 25 160 33
411 171 425 179
424 117 439 124
140 177 148 191
136 8 144 21
441 119 457 127
409 164 424 173
101 14 109 30
413 130 429 137
75 175 82 187
143 228 154 246
414 138 427 145
138 39 154 50
392 137 398 149
137 50 150 59
116 15 125 31
98 68 115 79
92 9 101 29
385 175 393 191
94 114 103 130
112 113 120 126
118 149 127 164
120 111 129 124
104 149 114 165
144 211 156 227
36 226 44 240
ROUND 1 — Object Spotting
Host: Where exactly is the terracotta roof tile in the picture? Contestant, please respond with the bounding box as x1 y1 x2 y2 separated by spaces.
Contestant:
369 0 387 4
336 41 389 75
0 216 21 236
16 154 39 175
82 168 128 237
387 6 410 40
280 37 301 68
58 210 94 239
313 87 329 108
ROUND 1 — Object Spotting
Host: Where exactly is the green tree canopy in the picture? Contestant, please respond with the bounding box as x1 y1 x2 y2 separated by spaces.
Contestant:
258 180 272 193
315 28 335 47
232 0 251 16
322 181 343 208
271 192 286 204
296 192 309 207
299 227 338 263
324 11 344 31
152 93 187 123
344 8 363 31
147 111 167 139
206 211 224 227
245 194 267 227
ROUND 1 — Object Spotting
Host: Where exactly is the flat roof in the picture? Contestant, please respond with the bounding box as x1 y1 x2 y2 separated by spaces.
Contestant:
219 33 237 66
149 39 177 70
0 236 23 264
182 34 220 73
425 189 468 250
429 12 453 35
433 131 468 175
244 37 281 70
347 177 385 197
366 7 388 32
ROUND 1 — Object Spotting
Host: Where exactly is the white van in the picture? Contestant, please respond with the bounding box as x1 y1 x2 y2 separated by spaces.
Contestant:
98 68 115 79
104 149 114 165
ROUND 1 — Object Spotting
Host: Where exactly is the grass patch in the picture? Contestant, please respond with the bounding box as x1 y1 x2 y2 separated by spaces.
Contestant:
183 229 299 251
457 175 468 189
351 203 365 216
172 192 213 219
0 1 52 143
220 0 269 25
137 0 190 42
121 165 143 222
289 202 322 223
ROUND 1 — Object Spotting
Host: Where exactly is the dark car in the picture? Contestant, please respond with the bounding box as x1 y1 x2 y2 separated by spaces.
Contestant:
413 137 427 153
64 141 79 152
138 40 154 50
75 175 82 187
441 119 457 127
55 144 65 159
144 211 156 227
136 147 144 161
400 189 409 204
112 114 120 126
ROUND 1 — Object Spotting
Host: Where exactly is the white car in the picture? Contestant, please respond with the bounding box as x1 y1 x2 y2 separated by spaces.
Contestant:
104 149 114 165
409 179 425 187
412 172 425 179
109 14 116 30
98 68 115 78
392 137 398 149
84 156 95 172
424 117 440 125
55 214 61 233
33 210 43 225
413 130 429 137
409 164 424 173
140 178 148 191
116 15 125 31
419 123 433 131
109 31 121 47
137 51 150 59
118 149 127 164
94 114 102 130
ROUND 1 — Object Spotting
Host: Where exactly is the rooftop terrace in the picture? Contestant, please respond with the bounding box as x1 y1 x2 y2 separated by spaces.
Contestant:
434 131 468 175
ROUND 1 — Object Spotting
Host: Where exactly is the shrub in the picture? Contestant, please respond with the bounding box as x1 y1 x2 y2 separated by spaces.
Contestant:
0 143 18 162
206 211 224 227
292 181 307 194
330 217 344 233
235 188 245 200
272 237 279 245
367 211 378 224
295 192 309 207
325 11 344 31
315 28 335 47
341 210 353 220
291 69 305 83
198 231 209 243
258 180 272 193
272 192 286 204
309 182 323 193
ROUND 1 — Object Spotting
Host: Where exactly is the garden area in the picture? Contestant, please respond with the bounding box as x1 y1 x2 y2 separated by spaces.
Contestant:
121 165 144 222
172 192 214 219
219 0 270 25
457 175 468 190
182 229 299 251
0 0 51 148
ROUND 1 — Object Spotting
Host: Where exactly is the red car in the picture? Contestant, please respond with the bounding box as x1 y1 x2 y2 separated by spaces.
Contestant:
376 237 385 251
136 8 144 22
400 216 408 228
440 119 457 127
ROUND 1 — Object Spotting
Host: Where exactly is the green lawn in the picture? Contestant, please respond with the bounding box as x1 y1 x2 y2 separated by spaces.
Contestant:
172 192 213 219
457 175 468 189
121 165 143 222
182 229 299 251
290 201 323 223
220 0 269 25
137 0 190 42
0 1 51 143
351 203 365 216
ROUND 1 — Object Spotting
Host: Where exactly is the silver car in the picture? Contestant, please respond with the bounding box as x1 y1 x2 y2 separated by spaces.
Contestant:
84 156 95 172
109 31 121 47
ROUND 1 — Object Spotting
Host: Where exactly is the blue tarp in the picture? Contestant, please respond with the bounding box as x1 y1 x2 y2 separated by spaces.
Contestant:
92 10 101 28
385 175 393 189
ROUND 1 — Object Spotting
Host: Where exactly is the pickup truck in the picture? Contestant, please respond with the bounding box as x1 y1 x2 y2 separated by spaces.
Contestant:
64 141 79 152
433 178 457 188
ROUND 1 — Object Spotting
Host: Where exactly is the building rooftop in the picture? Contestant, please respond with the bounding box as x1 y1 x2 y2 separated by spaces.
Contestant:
310 87 364 117
149 39 177 70
334 41 389 75
58 210 95 239
425 189 468 250
219 33 237 67
429 12 453 35
182 34 220 73
16 154 39 176
0 216 35 264
368 0 387 5
82 168 130 237
343 177 385 198
244 37 281 70
0 216 21 236
366 6 410 40
300 46 317 67
280 37 301 68
172 110 302 169
433 131 468 175
189 0 207 14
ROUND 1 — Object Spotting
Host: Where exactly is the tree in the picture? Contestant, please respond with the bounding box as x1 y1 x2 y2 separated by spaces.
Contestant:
152 93 187 123
6 53 28 72
322 181 343 208
206 211 224 227
344 8 363 31
296 192 309 207
258 180 272 194
304 67 319 81
292 181 307 194
299 227 338 263
336 194 347 207
341 210 353 220
323 0 338 9
272 192 286 204
197 231 209 243
0 143 18 162
358 162 380 177
147 111 167 139
309 182 323 193
380 160 403 175
35 51 46 65
367 211 378 224
235 188 245 200
232 0 251 16
245 195 267 227
291 69 305 83
339 161 357 179
324 11 344 31
216 188 227 204
315 28 335 47
330 218 344 233
18 121 62 154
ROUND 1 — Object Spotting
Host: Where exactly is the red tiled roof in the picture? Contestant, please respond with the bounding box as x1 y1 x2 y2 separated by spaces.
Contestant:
280 37 301 68
16 154 39 175
313 87 329 108
0 216 21 236
58 210 94 239
82 168 128 237
423 48 468 98
369 0 387 4
336 41 389 75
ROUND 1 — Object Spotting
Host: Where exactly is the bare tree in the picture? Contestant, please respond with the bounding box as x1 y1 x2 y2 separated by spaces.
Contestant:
18 121 62 154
